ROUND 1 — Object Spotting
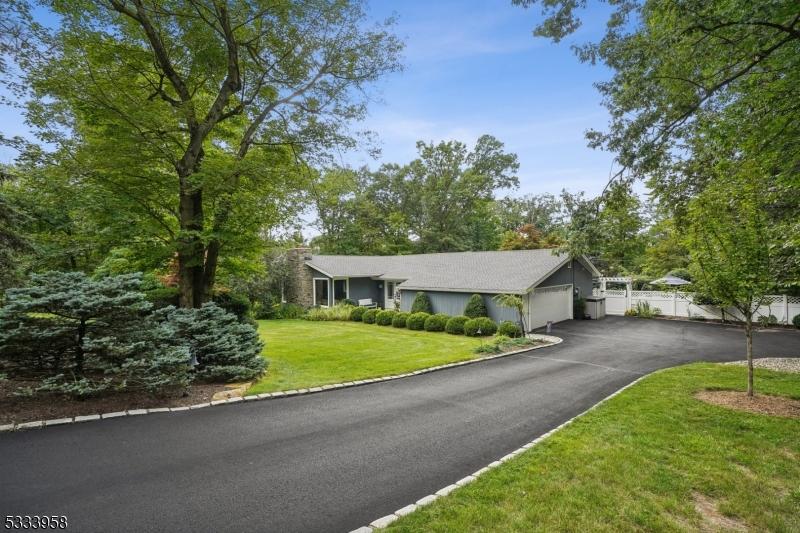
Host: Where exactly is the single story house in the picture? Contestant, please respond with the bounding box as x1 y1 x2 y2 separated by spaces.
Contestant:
285 247 601 331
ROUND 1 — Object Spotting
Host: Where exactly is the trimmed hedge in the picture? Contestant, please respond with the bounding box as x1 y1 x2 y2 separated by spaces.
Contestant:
410 292 433 314
464 317 497 336
445 315 469 335
392 312 410 328
464 294 488 318
376 309 396 326
350 307 366 322
407 312 429 330
424 313 449 332
362 309 378 324
497 320 523 338
794 314 800 329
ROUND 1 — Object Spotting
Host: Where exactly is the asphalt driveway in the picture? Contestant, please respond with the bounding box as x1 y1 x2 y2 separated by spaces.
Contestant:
1 317 798 532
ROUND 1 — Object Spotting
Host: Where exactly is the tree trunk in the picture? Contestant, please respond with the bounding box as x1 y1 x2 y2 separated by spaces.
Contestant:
745 315 754 397
177 187 207 308
75 318 86 375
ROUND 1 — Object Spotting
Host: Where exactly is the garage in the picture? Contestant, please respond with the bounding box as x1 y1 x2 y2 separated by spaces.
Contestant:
527 284 573 330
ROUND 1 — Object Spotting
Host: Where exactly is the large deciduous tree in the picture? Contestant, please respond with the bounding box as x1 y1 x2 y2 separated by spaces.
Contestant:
513 0 799 275
4 0 401 307
403 135 519 252
311 135 518 254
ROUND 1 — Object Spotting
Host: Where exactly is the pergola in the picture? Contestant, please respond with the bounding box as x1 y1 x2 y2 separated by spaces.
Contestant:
598 276 632 293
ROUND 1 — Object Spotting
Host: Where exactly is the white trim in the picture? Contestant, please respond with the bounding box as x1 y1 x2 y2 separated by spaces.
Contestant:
526 284 574 329
331 277 350 305
524 255 572 293
312 277 331 307
399 286 526 295
579 255 602 277
305 262 335 278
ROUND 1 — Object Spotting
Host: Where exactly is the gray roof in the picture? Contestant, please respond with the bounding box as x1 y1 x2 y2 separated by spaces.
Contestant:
306 249 590 294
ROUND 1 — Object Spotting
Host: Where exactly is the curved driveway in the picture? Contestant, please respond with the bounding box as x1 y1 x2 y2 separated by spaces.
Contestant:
1 317 798 532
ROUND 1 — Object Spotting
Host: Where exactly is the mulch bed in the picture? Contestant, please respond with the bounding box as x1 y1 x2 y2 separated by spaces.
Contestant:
0 379 229 425
695 390 800 419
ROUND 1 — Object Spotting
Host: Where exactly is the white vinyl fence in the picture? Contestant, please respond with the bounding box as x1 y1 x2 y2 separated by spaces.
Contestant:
593 289 800 324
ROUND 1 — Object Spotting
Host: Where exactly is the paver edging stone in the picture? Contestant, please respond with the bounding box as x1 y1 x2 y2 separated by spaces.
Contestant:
1 334 562 433
348 368 661 532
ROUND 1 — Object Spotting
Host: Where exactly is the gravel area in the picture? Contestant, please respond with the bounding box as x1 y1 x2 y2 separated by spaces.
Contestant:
724 357 800 373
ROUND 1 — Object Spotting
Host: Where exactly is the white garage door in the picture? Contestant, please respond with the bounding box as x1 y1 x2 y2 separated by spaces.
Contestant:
527 284 573 330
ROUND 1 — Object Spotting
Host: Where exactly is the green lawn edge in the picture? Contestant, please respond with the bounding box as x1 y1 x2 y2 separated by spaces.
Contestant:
386 363 800 532
247 319 486 394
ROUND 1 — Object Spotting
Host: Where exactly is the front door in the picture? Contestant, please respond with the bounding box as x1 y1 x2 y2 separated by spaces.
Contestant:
385 281 397 310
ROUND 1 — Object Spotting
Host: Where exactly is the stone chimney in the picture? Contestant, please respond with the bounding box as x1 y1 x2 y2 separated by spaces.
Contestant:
285 247 314 307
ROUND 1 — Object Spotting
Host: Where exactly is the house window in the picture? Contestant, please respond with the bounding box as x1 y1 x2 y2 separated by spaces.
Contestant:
314 278 330 307
333 279 348 304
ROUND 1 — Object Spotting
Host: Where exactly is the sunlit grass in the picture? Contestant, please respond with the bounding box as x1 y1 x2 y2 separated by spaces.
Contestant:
247 319 484 394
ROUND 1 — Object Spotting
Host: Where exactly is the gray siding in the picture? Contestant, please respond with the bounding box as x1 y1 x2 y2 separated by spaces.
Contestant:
348 277 380 304
538 259 593 299
400 290 518 323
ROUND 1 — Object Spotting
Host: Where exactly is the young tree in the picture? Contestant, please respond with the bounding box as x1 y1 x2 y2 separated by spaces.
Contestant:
493 293 527 332
6 1 402 307
686 174 781 397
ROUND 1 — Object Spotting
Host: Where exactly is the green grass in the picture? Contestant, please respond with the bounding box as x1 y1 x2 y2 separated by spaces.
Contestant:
387 364 800 532
247 320 485 394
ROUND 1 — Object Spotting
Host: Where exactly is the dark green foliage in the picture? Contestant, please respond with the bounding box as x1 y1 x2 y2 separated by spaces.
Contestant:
252 292 280 319
464 317 497 336
275 302 305 319
497 321 523 338
464 294 488 318
350 306 366 322
0 271 191 397
362 308 378 324
212 290 251 322
574 298 586 319
407 312 429 330
410 292 433 314
392 311 410 328
757 314 778 327
793 314 800 329
424 313 448 332
342 298 356 306
445 315 469 335
144 286 180 309
155 303 265 382
376 310 396 326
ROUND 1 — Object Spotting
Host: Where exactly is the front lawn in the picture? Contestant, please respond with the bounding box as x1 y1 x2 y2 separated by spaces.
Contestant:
247 320 484 394
387 363 800 532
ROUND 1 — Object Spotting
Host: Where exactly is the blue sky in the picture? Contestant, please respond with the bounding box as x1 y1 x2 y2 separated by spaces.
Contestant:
0 0 619 197
352 0 618 197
